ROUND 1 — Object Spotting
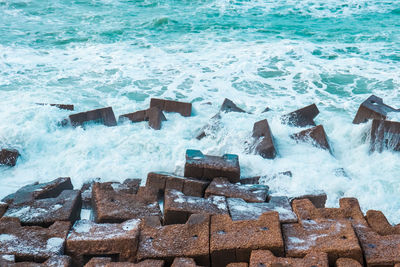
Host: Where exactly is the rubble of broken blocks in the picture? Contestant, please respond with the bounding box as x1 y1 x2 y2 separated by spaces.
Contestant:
1 149 400 267
1 95 399 168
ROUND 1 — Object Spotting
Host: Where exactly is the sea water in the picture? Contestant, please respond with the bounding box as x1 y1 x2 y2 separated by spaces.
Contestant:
0 0 399 223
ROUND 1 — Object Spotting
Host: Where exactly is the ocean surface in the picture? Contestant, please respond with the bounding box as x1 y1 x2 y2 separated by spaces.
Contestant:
0 0 399 222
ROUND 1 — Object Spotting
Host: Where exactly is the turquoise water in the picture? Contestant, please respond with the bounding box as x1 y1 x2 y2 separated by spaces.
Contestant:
0 0 400 222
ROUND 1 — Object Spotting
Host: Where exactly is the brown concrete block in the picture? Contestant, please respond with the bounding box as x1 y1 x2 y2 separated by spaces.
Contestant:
353 95 399 124
220 98 246 113
354 224 400 266
226 263 248 267
205 178 268 203
119 108 166 123
366 210 400 236
195 113 221 140
210 212 284 267
147 107 165 130
227 197 297 223
146 172 209 198
0 149 20 167
84 257 111 267
164 189 227 225
249 250 329 267
66 219 140 266
370 119 400 152
92 181 160 223
0 202 8 217
69 107 117 127
239 176 260 185
137 214 210 266
335 258 362 267
0 255 72 267
2 177 73 206
281 104 320 127
0 217 70 263
252 119 277 159
3 190 81 227
150 98 192 117
171 257 201 267
283 218 363 265
289 191 327 208
37 103 74 111
291 125 330 151
291 198 367 226
105 259 165 267
184 150 240 183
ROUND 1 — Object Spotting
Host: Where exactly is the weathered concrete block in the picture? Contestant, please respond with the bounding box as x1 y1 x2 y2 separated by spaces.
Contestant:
184 149 240 183
353 95 399 124
4 190 81 227
370 119 400 152
92 182 160 223
220 98 246 113
195 113 221 140
0 255 72 267
171 257 201 267
0 149 20 167
249 250 329 267
137 214 210 266
2 177 73 206
210 212 284 266
37 103 74 111
283 218 363 265
69 107 117 127
0 217 70 263
291 125 331 151
335 258 362 267
354 223 400 267
365 210 400 236
281 104 320 127
205 178 268 203
66 219 140 266
291 198 367 226
146 172 209 197
105 260 165 267
119 107 167 130
150 98 192 117
84 256 111 267
227 197 297 223
164 189 227 225
289 191 327 208
0 202 8 218
252 119 277 159
226 263 248 267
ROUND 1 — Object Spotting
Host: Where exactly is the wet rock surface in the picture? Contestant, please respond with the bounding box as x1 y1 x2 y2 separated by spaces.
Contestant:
370 119 400 152
291 124 331 151
150 98 192 117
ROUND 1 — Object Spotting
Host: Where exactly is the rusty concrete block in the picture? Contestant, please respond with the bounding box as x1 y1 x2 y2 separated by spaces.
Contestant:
137 214 210 266
227 197 297 223
291 125 330 151
66 219 140 266
252 119 277 159
365 210 400 236
353 95 399 124
210 212 284 267
249 250 329 267
335 258 362 267
281 104 320 127
69 107 117 127
150 98 192 117
0 217 70 263
184 149 240 183
205 178 268 203
92 181 160 223
164 189 227 225
146 172 209 197
283 218 363 265
289 191 327 209
370 119 400 152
